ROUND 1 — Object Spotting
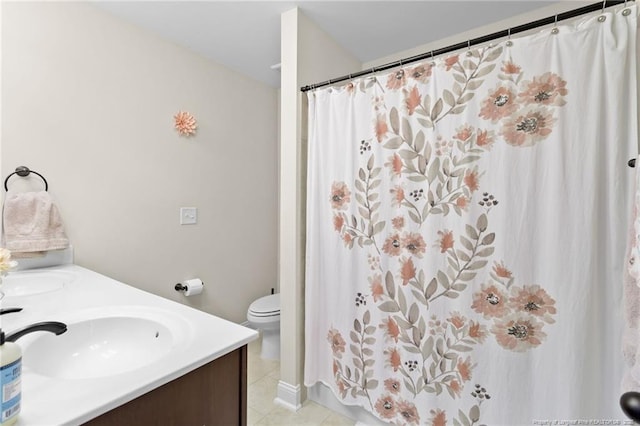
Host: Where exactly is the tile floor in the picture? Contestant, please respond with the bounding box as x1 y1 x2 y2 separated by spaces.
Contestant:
247 336 356 426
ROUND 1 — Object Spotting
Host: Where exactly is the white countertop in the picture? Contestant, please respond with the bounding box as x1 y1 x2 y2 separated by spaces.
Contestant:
0 264 258 426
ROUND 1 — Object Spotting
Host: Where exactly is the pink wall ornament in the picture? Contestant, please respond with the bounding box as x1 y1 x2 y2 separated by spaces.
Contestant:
173 111 197 136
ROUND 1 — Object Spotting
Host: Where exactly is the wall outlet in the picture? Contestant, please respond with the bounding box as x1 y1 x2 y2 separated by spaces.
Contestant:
180 207 197 225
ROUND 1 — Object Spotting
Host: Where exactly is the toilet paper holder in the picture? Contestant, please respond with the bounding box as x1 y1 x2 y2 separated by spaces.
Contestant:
175 281 204 292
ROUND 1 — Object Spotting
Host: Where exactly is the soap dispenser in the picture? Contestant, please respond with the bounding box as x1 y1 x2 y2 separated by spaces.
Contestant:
0 329 21 426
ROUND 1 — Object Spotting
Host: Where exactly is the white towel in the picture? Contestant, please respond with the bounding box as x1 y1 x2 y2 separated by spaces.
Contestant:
1 191 69 255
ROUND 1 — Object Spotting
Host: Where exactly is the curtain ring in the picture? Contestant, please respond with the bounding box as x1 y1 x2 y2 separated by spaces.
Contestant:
598 0 607 21
506 28 513 46
430 50 435 66
623 0 631 16
551 15 559 34
466 39 473 56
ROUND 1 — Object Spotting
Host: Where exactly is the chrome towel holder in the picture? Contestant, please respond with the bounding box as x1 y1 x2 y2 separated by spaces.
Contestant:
4 166 48 191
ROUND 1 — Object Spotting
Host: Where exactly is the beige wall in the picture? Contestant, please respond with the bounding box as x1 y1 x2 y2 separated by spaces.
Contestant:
1 2 278 324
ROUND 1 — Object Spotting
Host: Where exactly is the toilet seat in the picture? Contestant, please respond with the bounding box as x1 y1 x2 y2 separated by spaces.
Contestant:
248 293 280 318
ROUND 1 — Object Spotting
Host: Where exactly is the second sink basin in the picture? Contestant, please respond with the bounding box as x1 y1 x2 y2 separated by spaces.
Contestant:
21 306 191 380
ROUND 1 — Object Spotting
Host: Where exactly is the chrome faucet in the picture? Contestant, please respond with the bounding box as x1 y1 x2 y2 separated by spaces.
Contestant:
5 322 67 342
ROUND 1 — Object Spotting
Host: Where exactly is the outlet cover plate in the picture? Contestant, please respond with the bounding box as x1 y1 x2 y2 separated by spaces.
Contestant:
180 207 197 225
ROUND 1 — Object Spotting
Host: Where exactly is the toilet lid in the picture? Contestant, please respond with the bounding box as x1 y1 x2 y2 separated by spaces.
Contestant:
249 293 280 316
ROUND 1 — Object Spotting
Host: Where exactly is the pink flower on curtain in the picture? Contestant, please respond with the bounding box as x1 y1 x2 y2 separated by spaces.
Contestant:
342 233 353 248
455 195 470 211
501 106 555 147
454 124 474 141
409 63 432 83
457 356 475 382
385 154 403 179
381 317 400 342
479 85 518 122
391 216 405 230
369 274 384 302
405 86 422 115
429 409 448 426
397 399 420 425
444 55 459 71
375 114 389 142
447 311 466 329
468 320 488 343
327 328 346 358
508 285 557 320
449 380 463 398
518 72 568 106
384 378 401 394
501 61 522 75
493 261 513 279
385 347 402 371
402 232 427 257
333 214 344 232
399 256 416 285
330 182 351 209
437 229 455 253
386 69 407 90
383 234 403 256
374 394 398 419
491 313 547 352
464 169 480 192
472 283 508 318
476 129 495 150
390 186 405 207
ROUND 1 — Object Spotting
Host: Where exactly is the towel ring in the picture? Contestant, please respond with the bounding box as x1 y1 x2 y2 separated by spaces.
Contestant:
4 166 48 191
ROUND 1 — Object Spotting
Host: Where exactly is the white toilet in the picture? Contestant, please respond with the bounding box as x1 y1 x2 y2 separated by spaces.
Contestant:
247 293 280 360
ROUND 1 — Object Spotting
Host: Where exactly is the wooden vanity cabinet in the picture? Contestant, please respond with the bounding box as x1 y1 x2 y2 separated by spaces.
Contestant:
84 345 248 426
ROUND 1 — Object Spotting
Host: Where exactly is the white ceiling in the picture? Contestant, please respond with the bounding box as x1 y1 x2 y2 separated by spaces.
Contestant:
93 1 558 88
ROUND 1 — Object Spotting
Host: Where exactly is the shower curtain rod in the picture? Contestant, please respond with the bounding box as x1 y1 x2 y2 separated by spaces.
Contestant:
300 0 630 92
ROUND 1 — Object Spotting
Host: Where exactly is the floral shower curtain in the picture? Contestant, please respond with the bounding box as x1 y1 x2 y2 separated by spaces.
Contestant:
305 5 638 425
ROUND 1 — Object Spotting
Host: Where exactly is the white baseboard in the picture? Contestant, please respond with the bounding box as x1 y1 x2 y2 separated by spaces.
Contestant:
274 380 303 412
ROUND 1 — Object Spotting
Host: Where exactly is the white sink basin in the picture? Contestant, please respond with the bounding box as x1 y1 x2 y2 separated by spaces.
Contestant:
1 269 76 297
21 306 191 380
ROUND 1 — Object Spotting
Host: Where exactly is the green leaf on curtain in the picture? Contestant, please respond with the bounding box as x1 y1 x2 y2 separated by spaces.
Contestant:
476 64 496 78
469 404 481 422
398 286 408 312
477 247 495 258
379 301 400 312
458 92 475 104
385 272 395 297
402 117 413 143
367 154 374 171
477 213 488 231
485 46 504 61
408 175 427 183
425 278 438 299
431 98 444 120
390 107 400 134
466 224 479 239
443 89 456 107
399 149 418 160
482 232 496 245
354 318 362 333
415 130 426 152
453 73 466 84
383 136 403 149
